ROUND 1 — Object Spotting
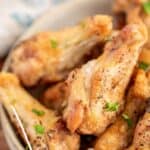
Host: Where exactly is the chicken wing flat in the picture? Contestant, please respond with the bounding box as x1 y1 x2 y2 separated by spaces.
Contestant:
127 111 150 150
94 69 150 150
10 15 112 86
0 73 80 150
63 22 147 135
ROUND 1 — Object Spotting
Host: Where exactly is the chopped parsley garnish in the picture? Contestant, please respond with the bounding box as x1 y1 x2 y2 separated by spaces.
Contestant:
105 102 119 111
32 109 45 116
138 61 149 71
34 124 45 134
143 1 150 14
122 113 132 127
50 39 58 48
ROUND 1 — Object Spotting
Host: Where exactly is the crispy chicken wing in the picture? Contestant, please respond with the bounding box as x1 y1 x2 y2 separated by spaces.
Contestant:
0 73 80 150
63 22 147 135
94 69 150 150
41 31 120 112
10 15 112 86
42 82 69 112
114 0 148 12
41 46 150 114
127 111 150 150
114 0 150 48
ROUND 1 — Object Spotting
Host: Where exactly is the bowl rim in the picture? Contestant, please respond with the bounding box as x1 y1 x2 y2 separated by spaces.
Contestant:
0 105 24 150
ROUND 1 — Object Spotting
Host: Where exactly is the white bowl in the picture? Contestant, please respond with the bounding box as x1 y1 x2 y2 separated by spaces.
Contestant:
0 0 113 149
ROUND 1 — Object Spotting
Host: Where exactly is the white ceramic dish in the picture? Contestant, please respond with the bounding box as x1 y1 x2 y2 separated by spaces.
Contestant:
0 0 113 149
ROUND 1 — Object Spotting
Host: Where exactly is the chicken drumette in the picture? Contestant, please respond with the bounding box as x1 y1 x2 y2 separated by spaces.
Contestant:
10 15 112 86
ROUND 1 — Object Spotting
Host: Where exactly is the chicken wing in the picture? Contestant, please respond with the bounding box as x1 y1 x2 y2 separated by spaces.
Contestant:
114 0 150 48
42 82 69 112
63 22 147 135
127 111 150 150
139 47 150 65
114 0 150 80
41 31 120 112
10 15 112 86
94 69 150 150
0 73 80 150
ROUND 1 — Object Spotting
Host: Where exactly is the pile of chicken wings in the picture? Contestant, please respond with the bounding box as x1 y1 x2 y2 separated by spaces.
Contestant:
0 0 150 149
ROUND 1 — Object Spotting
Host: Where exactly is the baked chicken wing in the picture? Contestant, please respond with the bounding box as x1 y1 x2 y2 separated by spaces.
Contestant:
42 82 69 112
0 73 80 150
127 111 150 150
10 15 112 86
114 0 150 48
41 31 120 112
94 69 150 150
63 22 147 135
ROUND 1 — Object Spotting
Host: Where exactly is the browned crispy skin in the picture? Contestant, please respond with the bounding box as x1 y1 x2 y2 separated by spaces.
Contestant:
0 73 80 150
94 69 150 150
127 112 150 150
63 23 147 135
42 82 69 112
139 47 150 64
10 15 112 86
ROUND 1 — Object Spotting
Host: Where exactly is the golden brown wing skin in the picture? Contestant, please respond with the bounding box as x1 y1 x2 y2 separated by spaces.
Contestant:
94 69 150 150
42 81 69 112
63 22 147 135
10 15 112 86
0 73 80 150
127 112 150 150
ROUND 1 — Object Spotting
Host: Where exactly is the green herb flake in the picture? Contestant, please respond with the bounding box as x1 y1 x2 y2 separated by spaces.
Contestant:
138 61 149 71
50 39 58 49
122 113 132 127
143 1 150 14
34 124 45 134
105 102 119 111
32 109 45 116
